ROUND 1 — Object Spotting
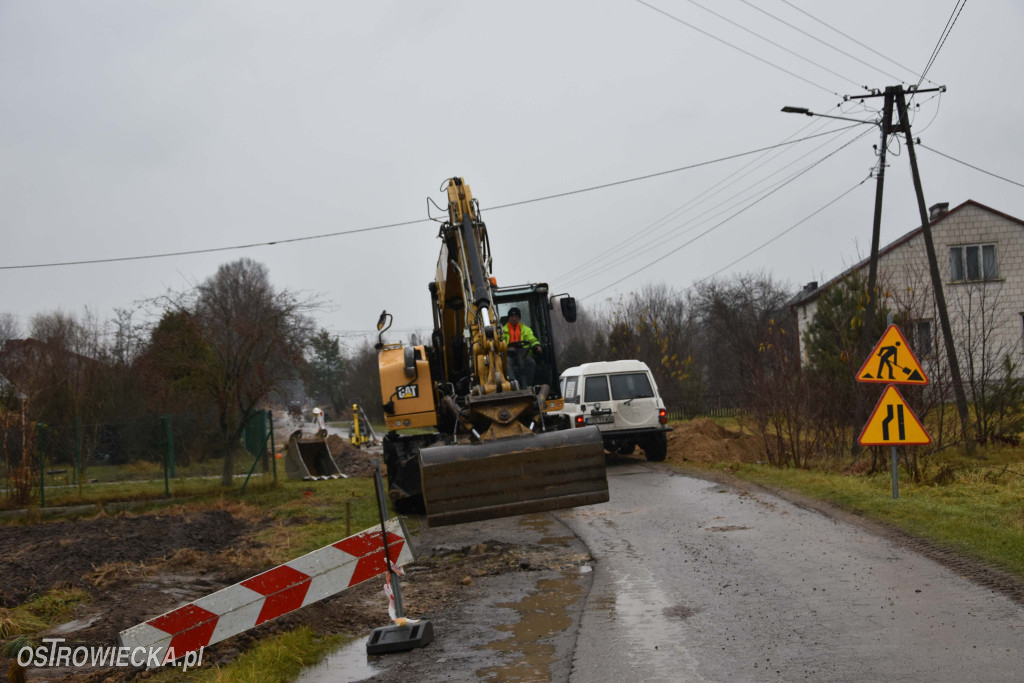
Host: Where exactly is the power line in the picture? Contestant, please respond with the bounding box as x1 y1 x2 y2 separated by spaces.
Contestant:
567 130 862 291
560 121 861 289
918 144 1024 189
0 218 430 271
580 127 875 300
0 128 864 272
738 0 907 85
917 0 967 88
486 126 858 213
556 116 850 284
680 0 863 89
695 174 871 283
631 0 839 96
777 0 934 84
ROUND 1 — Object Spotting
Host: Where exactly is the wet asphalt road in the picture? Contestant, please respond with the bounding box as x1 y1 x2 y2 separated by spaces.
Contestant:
561 462 1024 682
314 461 1024 682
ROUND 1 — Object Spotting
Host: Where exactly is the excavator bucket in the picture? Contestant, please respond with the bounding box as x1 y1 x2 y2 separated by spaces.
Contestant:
284 431 344 480
418 426 608 527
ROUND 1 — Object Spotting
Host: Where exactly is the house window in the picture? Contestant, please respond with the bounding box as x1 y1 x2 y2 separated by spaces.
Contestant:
949 243 998 281
908 320 934 358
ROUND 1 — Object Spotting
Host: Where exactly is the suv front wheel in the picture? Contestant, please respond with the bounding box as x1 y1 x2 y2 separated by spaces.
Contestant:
643 433 667 462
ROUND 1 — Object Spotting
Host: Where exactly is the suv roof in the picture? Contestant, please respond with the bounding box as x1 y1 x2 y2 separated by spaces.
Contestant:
561 360 652 377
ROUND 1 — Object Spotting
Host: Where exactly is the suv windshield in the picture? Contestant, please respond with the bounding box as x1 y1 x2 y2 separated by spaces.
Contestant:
609 372 654 400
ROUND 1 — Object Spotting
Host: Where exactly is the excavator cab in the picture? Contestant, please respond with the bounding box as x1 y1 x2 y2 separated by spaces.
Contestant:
492 285 567 410
377 178 608 526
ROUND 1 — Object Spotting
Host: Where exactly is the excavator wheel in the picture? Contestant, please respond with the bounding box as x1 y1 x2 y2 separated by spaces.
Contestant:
382 432 432 514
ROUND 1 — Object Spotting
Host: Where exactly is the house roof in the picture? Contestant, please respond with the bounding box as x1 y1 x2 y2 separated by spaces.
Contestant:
0 338 101 367
787 200 1024 309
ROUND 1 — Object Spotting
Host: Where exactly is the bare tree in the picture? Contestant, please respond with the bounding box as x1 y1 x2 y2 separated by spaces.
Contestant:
690 272 793 410
344 340 383 422
947 278 1024 444
160 259 316 486
602 284 696 413
0 313 20 347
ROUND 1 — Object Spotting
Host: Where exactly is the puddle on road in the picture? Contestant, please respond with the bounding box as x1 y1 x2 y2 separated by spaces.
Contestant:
516 514 575 546
475 572 583 681
472 514 586 681
296 638 380 683
306 513 586 682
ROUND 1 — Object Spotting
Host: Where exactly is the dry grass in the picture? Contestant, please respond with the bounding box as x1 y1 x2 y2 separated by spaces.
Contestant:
0 587 91 639
86 560 154 588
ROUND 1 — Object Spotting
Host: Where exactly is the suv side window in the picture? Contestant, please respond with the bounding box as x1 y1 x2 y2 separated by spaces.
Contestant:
609 373 654 400
564 376 580 402
584 375 610 402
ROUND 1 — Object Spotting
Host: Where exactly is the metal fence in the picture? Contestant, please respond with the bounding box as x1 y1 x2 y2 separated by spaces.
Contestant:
0 411 278 508
665 391 746 421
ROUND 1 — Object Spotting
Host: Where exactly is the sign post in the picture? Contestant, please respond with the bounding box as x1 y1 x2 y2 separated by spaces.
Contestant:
857 322 930 498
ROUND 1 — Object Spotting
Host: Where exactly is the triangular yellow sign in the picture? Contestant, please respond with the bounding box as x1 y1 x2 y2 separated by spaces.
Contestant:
858 385 931 445
857 324 928 385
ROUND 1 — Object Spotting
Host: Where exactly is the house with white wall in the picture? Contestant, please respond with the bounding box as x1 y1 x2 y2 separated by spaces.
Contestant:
789 200 1024 384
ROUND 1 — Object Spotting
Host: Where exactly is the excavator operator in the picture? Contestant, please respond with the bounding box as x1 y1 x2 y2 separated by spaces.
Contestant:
502 307 541 387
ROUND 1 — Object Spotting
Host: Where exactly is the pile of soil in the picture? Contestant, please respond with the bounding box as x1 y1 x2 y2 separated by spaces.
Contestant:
326 434 379 477
664 418 764 464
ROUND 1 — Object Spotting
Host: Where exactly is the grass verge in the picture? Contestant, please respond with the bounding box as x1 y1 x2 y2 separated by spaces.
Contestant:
149 627 348 683
694 459 1024 579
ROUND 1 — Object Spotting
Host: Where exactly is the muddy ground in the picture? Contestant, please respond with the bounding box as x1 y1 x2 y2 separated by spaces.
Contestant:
0 438 572 682
2 421 1021 681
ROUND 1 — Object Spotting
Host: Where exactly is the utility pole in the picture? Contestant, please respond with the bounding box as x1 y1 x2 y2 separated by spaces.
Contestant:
844 84 972 450
853 88 896 452
892 87 973 449
786 83 971 452
862 89 895 349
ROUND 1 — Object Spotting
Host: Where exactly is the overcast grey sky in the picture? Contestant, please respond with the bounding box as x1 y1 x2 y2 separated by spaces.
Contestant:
2 1 1021 349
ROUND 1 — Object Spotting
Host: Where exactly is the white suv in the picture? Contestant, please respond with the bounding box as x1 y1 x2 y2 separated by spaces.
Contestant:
557 360 671 461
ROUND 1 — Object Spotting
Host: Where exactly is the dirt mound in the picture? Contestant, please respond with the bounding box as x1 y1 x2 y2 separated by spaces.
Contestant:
0 509 251 608
665 418 764 464
326 434 378 477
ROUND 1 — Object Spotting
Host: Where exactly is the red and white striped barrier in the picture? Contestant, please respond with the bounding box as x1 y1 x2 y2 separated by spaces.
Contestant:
118 517 413 663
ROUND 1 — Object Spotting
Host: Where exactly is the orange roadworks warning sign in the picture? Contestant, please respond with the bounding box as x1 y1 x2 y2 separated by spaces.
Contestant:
857 324 928 385
858 385 931 446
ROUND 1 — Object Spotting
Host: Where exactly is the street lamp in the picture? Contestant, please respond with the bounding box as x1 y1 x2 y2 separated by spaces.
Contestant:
781 106 877 126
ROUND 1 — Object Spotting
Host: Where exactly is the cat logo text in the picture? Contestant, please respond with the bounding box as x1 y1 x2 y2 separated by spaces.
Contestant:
396 385 419 399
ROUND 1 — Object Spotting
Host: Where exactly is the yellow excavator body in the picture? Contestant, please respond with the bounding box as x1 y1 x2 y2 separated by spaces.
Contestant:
376 177 608 525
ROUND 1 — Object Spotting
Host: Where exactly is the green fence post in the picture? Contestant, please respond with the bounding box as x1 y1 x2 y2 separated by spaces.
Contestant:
162 415 176 478
267 409 276 485
75 416 83 496
160 418 169 497
37 423 46 508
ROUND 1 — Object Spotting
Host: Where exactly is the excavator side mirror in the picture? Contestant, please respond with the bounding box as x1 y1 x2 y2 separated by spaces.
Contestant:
560 297 578 323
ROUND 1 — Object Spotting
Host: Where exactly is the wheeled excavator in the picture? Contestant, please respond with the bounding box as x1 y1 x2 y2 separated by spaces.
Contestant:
376 177 608 526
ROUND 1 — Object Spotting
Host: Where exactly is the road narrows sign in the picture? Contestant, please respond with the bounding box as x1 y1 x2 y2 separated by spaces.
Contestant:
858 385 931 446
857 324 928 385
